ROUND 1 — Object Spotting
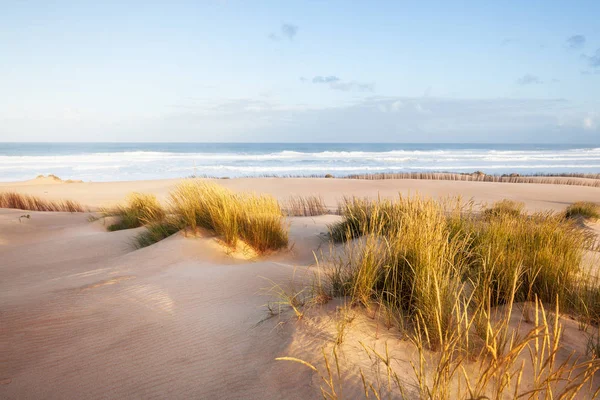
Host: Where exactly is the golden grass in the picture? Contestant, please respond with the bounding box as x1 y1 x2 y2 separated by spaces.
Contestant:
102 193 165 231
0 191 84 212
277 193 600 397
134 217 181 248
271 195 600 398
565 201 600 221
282 195 328 216
482 199 524 218
170 181 288 253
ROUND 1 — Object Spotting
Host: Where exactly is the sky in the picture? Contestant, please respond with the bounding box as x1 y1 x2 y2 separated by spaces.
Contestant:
1 0 599 143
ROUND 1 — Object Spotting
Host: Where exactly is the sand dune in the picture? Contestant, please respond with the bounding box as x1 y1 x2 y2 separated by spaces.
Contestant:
1 178 599 399
1 208 330 399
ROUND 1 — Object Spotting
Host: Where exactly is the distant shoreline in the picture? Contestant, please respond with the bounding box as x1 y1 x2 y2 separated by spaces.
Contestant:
2 143 600 182
4 171 600 189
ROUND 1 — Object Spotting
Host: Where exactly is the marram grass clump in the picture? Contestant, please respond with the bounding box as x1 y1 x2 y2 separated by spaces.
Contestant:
325 195 594 346
103 193 165 231
0 191 84 212
482 199 524 219
169 181 288 253
134 217 182 248
565 201 600 221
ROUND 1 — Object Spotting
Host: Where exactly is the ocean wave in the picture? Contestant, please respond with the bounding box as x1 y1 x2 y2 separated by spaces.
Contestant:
1 146 600 181
0 149 597 164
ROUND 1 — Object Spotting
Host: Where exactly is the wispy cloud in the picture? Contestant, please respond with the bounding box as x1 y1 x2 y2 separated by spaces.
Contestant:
517 74 542 85
312 75 340 83
566 34 586 49
582 48 600 68
160 96 594 143
281 24 298 40
329 81 375 92
310 75 374 92
269 23 298 41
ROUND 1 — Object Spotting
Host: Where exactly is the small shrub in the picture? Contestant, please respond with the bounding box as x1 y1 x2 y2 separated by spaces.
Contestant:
565 201 600 221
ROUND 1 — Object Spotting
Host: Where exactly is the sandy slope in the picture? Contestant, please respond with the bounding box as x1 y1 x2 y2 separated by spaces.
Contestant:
1 209 330 399
1 178 600 399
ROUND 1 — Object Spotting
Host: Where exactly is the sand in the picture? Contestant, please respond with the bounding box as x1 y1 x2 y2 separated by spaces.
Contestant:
2 176 600 211
1 177 599 399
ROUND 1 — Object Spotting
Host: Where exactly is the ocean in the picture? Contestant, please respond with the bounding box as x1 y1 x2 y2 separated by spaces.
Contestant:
1 143 599 182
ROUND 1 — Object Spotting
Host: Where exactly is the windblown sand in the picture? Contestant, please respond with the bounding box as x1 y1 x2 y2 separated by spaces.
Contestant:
1 177 599 399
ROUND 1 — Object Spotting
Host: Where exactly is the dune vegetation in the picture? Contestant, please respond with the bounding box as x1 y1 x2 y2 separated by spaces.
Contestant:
277 196 600 398
0 191 84 212
565 201 600 221
102 193 166 231
170 181 288 253
103 181 288 253
282 195 329 216
134 217 182 248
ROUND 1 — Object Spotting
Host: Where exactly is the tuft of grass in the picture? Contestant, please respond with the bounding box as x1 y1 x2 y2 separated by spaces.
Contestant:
134 217 181 248
262 277 308 320
0 191 84 212
283 195 328 216
482 199 524 219
565 201 600 221
471 211 589 307
103 193 165 231
169 181 288 253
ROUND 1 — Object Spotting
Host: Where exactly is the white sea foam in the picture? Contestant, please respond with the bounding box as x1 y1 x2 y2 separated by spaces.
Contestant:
1 146 599 182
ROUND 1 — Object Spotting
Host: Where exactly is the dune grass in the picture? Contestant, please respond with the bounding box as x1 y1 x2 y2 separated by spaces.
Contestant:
134 217 181 248
276 195 600 398
282 195 328 216
279 299 600 399
0 191 84 212
481 199 524 218
325 196 596 346
565 201 600 221
169 181 288 253
102 193 165 231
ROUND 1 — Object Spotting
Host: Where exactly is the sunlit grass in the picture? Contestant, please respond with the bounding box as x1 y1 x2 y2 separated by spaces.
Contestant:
102 193 165 231
277 195 600 398
565 201 600 221
170 181 288 253
0 191 84 212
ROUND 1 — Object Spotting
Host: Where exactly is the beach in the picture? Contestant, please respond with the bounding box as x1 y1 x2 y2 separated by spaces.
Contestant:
2 176 600 399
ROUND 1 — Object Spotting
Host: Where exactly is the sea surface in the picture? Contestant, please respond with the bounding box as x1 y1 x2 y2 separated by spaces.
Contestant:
1 143 599 182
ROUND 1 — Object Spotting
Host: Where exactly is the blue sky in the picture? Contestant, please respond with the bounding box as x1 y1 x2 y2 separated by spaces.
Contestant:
1 0 599 142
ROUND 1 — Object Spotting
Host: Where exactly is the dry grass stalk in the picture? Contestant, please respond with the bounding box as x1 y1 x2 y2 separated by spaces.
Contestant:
283 195 329 216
